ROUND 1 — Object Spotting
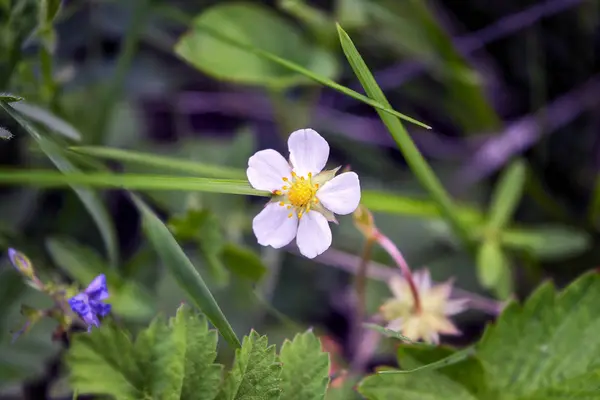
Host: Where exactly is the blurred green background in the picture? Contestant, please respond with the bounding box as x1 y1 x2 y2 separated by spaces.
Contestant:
0 0 598 397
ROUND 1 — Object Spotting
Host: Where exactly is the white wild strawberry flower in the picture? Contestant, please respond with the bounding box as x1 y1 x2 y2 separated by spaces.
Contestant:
247 129 361 258
380 269 469 344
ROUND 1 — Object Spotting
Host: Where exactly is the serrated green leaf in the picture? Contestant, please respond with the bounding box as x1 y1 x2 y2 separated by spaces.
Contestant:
175 3 338 89
67 305 222 399
221 243 267 282
133 315 185 399
69 146 245 179
487 160 526 231
67 324 144 399
218 331 282 400
280 330 330 400
0 170 267 197
175 305 223 400
476 240 512 299
0 102 118 268
335 24 472 251
131 194 241 349
476 272 600 399
45 237 155 321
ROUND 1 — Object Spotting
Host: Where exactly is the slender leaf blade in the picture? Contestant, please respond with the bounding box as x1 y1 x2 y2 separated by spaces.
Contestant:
0 170 268 197
131 194 241 348
0 102 118 267
10 101 82 141
70 146 246 179
175 20 429 129
335 25 472 251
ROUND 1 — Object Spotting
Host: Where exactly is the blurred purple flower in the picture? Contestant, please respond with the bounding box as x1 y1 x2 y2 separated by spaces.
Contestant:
68 274 111 332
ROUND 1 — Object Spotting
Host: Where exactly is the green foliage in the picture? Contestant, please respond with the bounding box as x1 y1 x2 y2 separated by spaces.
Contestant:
486 160 526 231
358 272 600 399
67 305 222 400
279 330 330 400
1 101 118 268
476 240 512 299
221 243 267 282
69 146 245 179
132 194 241 348
218 331 282 400
67 309 329 400
172 7 429 129
336 24 473 252
175 3 338 89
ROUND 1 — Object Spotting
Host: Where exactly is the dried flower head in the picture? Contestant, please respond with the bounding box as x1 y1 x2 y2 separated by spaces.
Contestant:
380 269 468 344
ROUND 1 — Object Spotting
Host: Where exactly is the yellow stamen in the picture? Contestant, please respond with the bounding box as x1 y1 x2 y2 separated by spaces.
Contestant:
287 205 292 210
282 177 289 182
288 213 293 218
282 186 288 190
279 202 285 206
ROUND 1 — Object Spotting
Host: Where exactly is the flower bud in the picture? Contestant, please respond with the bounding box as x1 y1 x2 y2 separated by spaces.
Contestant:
7 248 35 279
353 204 376 239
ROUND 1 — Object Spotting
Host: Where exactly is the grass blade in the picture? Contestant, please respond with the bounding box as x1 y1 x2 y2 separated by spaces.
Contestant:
174 19 430 129
130 193 241 348
69 146 245 179
336 24 473 251
0 102 119 268
0 170 268 196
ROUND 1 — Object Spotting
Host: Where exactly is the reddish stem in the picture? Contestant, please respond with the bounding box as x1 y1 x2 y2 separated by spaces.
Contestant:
374 231 422 313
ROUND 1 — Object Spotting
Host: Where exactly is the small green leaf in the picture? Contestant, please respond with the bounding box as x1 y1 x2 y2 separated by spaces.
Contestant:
170 209 230 286
45 237 155 321
175 3 338 88
131 194 241 349
69 146 245 179
221 243 267 282
280 330 330 400
218 330 282 400
1 102 118 268
501 226 591 260
476 240 512 298
487 160 526 231
335 24 472 251
10 102 81 141
0 170 268 197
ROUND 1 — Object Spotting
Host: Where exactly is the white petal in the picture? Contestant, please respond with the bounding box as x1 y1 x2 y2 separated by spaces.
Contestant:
296 211 332 259
247 149 292 191
413 269 432 291
252 202 298 248
316 172 361 215
288 129 329 177
444 298 469 315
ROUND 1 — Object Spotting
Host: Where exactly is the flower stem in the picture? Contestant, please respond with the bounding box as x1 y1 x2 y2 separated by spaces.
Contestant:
354 237 376 324
375 232 422 313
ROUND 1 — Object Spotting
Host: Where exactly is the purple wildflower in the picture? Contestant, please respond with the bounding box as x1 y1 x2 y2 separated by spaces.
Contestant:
68 274 111 332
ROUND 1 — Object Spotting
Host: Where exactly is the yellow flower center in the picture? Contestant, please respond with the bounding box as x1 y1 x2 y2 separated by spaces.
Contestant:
288 178 314 207
276 172 319 219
